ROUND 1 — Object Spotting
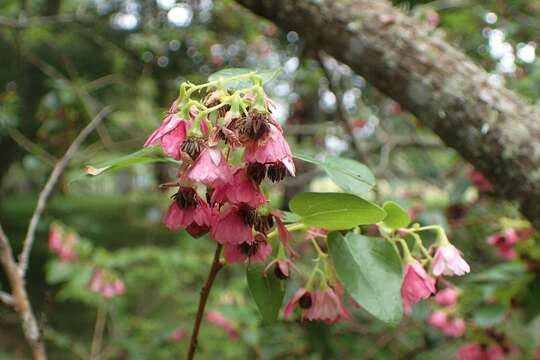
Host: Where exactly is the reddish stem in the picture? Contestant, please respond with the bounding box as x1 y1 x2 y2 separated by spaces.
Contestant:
187 243 223 360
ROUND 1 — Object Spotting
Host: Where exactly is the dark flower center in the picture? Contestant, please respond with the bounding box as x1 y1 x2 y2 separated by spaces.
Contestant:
239 241 259 257
240 111 270 141
274 264 288 280
299 293 313 309
246 162 267 184
254 214 274 234
237 205 257 226
267 162 288 182
181 137 205 160
173 187 198 208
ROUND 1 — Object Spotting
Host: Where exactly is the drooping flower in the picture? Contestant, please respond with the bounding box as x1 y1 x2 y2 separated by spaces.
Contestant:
88 270 126 298
435 287 459 307
206 310 239 339
427 311 465 337
486 228 532 260
48 224 78 262
401 260 436 314
223 233 272 263
303 288 351 324
211 168 267 208
144 102 188 160
284 287 350 323
264 258 299 280
210 205 254 245
164 187 216 237
185 146 232 187
243 124 295 178
432 244 470 277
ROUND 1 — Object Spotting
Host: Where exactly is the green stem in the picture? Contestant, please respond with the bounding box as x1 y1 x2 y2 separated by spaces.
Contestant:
267 223 306 240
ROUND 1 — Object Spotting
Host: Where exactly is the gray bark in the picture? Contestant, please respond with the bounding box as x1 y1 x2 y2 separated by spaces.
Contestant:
236 0 540 229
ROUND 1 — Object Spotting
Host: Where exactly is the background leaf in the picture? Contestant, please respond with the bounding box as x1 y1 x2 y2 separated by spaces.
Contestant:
382 201 411 230
289 192 386 230
246 263 285 324
328 232 403 325
208 68 280 90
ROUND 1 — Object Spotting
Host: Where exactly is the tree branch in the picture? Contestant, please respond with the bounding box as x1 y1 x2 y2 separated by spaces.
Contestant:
235 0 540 229
18 106 111 276
0 223 46 360
187 244 223 360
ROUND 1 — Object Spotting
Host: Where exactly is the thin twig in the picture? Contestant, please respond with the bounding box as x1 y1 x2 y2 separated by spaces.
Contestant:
90 306 107 360
8 128 58 167
0 223 46 359
187 244 223 360
18 106 112 276
317 52 373 167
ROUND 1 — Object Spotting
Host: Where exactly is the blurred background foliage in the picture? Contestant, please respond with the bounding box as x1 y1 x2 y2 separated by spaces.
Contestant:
1 0 540 359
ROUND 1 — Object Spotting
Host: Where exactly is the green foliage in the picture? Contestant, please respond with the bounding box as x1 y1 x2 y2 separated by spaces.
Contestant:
289 192 386 230
246 263 285 324
382 201 411 230
329 232 404 325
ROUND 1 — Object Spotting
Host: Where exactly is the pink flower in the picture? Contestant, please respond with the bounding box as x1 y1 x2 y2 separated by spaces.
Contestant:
264 258 299 279
206 310 239 339
427 311 447 329
303 288 351 324
484 345 505 360
211 168 267 208
535 347 540 360
185 147 232 187
284 287 350 323
457 343 483 360
210 205 254 245
144 102 189 160
486 228 531 260
466 168 493 192
432 244 470 277
223 234 272 263
164 188 215 235
88 270 126 298
435 287 459 307
168 328 187 343
401 260 436 314
243 124 295 177
48 224 78 262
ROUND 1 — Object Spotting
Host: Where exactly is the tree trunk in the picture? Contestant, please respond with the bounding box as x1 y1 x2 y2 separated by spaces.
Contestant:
235 0 540 228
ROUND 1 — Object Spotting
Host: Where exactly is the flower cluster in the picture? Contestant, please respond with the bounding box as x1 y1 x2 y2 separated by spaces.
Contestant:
146 81 295 266
399 227 470 315
88 269 126 298
486 227 532 260
47 223 126 299
48 223 78 263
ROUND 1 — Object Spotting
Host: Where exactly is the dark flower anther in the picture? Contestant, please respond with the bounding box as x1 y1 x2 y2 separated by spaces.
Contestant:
181 137 205 160
246 162 267 184
299 292 313 309
239 241 260 257
240 111 270 141
172 187 198 208
237 204 257 226
267 162 288 182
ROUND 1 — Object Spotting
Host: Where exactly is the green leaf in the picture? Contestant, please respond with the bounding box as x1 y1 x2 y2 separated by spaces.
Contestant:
473 304 506 328
328 232 403 325
322 155 375 194
293 152 375 194
289 192 386 230
280 211 301 224
382 201 411 230
71 146 179 181
246 263 285 324
208 68 280 90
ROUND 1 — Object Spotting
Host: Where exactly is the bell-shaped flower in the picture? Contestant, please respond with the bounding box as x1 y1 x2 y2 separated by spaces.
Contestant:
185 146 232 187
211 168 266 208
223 233 272 264
401 260 436 314
210 205 254 245
432 244 470 277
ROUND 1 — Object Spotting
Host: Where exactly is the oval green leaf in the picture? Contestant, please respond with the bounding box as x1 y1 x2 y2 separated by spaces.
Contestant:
382 201 411 230
246 263 285 324
328 232 403 325
322 155 375 194
289 192 386 230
